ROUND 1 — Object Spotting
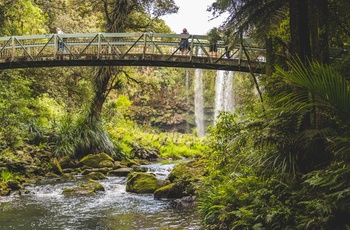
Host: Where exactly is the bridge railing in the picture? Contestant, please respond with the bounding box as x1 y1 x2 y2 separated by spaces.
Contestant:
0 32 265 69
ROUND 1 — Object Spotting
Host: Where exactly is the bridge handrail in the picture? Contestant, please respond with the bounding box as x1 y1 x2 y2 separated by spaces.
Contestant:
0 32 266 72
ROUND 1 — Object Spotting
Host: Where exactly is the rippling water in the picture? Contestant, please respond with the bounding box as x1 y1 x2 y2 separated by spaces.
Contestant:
0 162 201 230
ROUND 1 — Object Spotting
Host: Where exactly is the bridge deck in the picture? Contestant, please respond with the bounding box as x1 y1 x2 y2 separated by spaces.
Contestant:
0 32 265 73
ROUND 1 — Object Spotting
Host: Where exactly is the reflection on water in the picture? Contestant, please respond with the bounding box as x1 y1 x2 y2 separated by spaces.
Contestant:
0 163 201 230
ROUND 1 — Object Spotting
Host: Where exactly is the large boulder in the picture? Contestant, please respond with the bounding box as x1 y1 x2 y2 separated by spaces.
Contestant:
155 159 206 199
79 153 114 168
59 156 76 169
82 172 107 180
154 182 184 199
62 180 105 196
107 168 132 177
50 158 62 175
126 172 161 194
121 158 140 167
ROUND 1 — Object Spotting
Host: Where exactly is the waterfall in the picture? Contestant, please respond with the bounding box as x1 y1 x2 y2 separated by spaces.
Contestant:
185 69 190 133
194 68 205 137
214 70 235 120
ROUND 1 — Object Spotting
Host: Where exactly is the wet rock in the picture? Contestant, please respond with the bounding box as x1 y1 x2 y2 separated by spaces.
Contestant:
131 144 159 160
79 153 114 168
59 156 76 169
82 172 107 180
154 182 184 199
62 168 75 174
6 180 21 190
50 158 62 175
107 168 132 177
45 172 60 178
24 165 44 175
126 172 161 194
81 167 110 175
153 159 206 201
132 165 148 172
169 196 197 209
62 180 105 196
121 158 140 167
60 173 76 181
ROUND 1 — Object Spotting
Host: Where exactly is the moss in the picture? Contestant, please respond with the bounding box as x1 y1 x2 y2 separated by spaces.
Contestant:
83 172 107 180
153 160 207 203
107 168 132 177
50 158 63 175
168 159 206 183
126 172 160 194
121 158 140 167
59 156 76 169
79 153 114 168
154 182 184 199
62 180 105 196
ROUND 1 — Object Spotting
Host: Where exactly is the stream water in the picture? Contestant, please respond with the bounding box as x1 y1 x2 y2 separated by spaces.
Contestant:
0 162 201 230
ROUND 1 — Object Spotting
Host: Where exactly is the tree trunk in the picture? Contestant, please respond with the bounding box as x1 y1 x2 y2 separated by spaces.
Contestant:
89 0 135 121
265 36 274 77
318 0 329 64
289 0 312 64
309 0 321 62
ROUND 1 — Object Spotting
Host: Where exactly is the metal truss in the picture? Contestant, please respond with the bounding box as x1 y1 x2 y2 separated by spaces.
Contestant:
0 32 265 72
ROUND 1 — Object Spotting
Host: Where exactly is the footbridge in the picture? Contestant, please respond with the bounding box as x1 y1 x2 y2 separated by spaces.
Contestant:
0 32 265 73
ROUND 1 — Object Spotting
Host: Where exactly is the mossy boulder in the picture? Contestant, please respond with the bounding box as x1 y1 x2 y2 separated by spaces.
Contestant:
59 156 76 169
107 168 132 177
126 172 161 194
159 159 207 198
6 180 22 190
121 158 140 167
79 153 114 168
82 172 107 180
0 182 10 196
50 158 63 175
154 182 184 199
81 168 109 175
62 180 105 196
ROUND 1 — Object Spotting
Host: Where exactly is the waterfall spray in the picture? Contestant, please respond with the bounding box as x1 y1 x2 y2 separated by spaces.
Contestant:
194 68 205 137
214 70 235 121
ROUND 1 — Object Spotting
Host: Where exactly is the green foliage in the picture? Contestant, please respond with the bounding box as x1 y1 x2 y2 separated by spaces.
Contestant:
52 113 120 159
160 142 204 159
0 170 19 183
0 70 36 148
0 0 48 35
200 60 350 229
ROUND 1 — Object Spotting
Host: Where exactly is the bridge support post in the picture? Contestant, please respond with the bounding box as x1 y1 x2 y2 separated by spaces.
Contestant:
97 33 101 59
11 36 15 62
54 34 57 59
238 44 243 66
189 35 194 61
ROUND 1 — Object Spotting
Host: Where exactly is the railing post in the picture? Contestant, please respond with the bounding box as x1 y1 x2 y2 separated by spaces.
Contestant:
54 34 57 59
97 33 101 59
151 32 154 54
11 36 15 61
143 33 147 59
189 35 194 61
238 44 243 66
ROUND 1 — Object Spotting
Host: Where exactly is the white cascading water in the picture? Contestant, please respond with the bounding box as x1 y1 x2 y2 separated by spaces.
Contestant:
194 68 205 137
214 70 235 120
185 69 190 133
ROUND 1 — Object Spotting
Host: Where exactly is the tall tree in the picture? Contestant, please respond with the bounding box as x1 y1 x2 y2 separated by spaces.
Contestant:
0 0 47 36
89 0 178 122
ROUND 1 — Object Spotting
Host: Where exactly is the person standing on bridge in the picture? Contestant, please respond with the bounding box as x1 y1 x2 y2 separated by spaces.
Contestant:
56 28 66 54
179 28 190 55
208 27 221 58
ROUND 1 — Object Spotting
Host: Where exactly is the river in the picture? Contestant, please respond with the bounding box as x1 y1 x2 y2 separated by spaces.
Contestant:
0 162 201 230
